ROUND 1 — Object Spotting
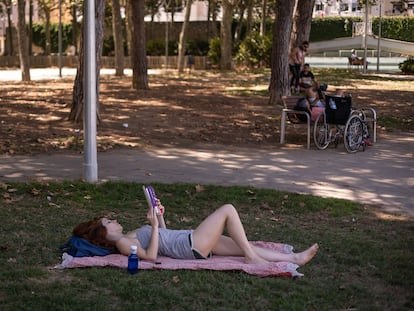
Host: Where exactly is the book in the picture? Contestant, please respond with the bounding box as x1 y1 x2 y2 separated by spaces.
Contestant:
143 185 160 215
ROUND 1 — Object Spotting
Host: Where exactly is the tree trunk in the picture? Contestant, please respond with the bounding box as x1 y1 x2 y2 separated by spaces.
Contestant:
130 0 149 90
45 10 51 55
6 2 13 56
220 0 239 70
125 0 133 56
208 0 218 38
245 0 253 34
69 0 106 123
16 0 30 81
29 0 33 55
234 2 245 45
259 0 267 36
71 3 79 54
177 0 192 73
112 0 125 76
292 0 315 48
268 0 295 105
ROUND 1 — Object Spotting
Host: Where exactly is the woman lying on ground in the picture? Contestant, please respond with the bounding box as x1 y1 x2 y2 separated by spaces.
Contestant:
73 203 318 266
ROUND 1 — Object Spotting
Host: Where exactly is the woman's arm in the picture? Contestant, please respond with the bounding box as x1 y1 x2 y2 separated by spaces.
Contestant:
116 208 160 261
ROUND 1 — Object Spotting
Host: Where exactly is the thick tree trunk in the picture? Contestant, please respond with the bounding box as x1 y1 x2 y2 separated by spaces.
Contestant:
112 0 125 76
130 0 149 90
268 0 295 105
69 0 106 123
220 0 239 70
16 0 30 81
177 0 192 73
292 0 315 49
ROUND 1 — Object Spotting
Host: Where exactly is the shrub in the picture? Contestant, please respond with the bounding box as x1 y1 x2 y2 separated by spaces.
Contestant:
235 31 272 67
146 39 178 56
207 37 221 65
399 57 414 74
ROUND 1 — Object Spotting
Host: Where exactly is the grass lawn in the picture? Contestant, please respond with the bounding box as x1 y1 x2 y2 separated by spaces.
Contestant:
1 181 413 310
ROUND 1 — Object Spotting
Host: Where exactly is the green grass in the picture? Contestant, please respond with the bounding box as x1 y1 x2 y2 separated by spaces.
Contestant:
1 181 413 310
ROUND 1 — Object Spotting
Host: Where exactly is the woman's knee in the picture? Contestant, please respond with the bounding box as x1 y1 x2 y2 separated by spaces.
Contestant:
219 204 237 215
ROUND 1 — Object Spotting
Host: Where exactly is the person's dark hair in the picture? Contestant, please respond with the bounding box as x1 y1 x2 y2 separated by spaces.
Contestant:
72 217 114 248
302 41 309 46
304 63 310 67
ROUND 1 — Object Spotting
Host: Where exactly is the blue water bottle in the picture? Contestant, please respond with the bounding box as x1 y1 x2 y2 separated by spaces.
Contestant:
128 245 139 275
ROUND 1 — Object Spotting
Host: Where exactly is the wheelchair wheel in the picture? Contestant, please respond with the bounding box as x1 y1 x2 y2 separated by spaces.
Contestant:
313 112 330 150
344 114 364 153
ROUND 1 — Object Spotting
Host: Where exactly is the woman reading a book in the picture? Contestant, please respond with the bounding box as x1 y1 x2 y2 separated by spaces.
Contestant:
73 203 318 266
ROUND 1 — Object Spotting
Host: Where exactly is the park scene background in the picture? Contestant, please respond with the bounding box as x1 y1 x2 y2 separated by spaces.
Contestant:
0 1 413 310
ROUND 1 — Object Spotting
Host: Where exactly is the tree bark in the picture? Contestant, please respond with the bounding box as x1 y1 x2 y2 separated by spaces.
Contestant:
207 0 218 38
69 0 106 123
268 0 295 105
130 0 149 90
45 10 51 55
112 0 125 76
6 1 14 55
177 0 192 73
292 0 315 48
71 3 79 54
16 0 30 81
220 0 239 70
259 0 267 36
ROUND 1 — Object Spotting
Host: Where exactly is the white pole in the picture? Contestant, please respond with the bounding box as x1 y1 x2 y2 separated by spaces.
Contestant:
58 0 62 77
363 0 368 73
83 0 98 182
376 0 382 72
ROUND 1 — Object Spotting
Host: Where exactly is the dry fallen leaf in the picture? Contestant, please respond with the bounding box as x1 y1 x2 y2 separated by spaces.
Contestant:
172 275 180 283
31 188 42 196
195 184 205 192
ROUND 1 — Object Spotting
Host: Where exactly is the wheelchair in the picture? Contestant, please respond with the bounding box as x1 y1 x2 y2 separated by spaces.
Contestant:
313 94 374 153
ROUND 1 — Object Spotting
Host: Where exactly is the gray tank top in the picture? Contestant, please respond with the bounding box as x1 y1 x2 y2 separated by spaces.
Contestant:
135 225 194 259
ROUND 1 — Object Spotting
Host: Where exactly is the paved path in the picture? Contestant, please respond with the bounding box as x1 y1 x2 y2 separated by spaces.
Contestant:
1 133 413 217
1 68 413 217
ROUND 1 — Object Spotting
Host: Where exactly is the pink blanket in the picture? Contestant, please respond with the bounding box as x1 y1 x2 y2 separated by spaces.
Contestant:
55 241 303 277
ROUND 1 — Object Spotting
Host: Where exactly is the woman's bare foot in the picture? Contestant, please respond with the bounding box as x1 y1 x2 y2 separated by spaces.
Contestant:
294 243 319 266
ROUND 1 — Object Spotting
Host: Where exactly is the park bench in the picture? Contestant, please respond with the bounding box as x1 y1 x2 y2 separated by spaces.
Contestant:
279 95 312 150
347 57 368 70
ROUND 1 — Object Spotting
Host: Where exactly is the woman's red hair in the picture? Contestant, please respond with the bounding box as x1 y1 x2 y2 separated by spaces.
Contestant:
72 217 115 248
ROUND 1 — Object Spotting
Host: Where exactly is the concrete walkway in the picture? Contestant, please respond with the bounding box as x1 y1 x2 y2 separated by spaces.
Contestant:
1 132 413 217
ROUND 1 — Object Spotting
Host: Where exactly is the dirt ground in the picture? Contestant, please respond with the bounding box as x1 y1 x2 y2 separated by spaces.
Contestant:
0 70 413 155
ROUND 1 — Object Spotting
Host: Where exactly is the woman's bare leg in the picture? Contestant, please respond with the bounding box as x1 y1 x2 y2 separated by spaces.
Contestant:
212 235 318 266
192 204 267 264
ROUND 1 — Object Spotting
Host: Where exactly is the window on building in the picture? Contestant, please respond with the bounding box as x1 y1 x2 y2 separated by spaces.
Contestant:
315 1 324 11
340 3 349 12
